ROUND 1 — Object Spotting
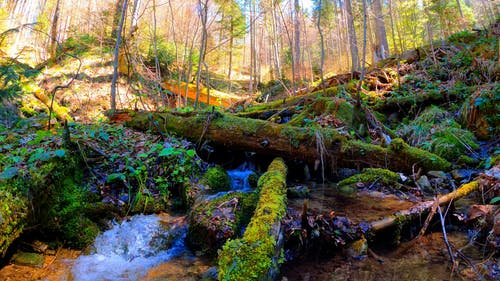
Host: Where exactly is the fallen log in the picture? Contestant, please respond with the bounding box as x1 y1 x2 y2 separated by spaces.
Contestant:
119 110 451 173
161 80 246 108
218 157 288 281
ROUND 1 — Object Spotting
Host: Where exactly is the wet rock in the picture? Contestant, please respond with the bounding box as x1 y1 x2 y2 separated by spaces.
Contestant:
200 267 218 280
451 169 476 181
337 168 357 180
11 252 44 267
417 175 432 193
287 185 310 198
485 166 500 180
427 170 447 179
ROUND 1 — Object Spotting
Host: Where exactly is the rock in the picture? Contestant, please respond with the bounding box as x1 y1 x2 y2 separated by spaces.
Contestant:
416 175 432 193
451 169 476 181
11 252 44 267
346 236 368 259
485 166 500 180
287 185 310 198
337 168 357 180
427 170 448 179
200 266 218 280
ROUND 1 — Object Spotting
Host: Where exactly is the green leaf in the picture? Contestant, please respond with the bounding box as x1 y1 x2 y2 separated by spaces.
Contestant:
99 131 109 141
138 153 149 158
159 147 176 157
0 167 18 179
490 197 500 204
54 149 66 157
186 149 196 157
106 173 126 183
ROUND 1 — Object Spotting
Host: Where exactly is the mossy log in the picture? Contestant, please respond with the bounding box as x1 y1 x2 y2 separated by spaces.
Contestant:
33 90 73 122
120 110 450 173
0 189 27 257
370 179 481 232
218 158 287 281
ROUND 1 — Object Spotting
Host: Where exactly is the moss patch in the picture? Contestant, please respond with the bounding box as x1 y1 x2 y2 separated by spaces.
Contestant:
202 165 231 191
339 168 400 187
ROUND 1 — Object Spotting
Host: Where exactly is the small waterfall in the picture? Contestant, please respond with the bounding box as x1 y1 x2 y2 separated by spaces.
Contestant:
205 161 256 201
71 214 187 281
227 161 255 191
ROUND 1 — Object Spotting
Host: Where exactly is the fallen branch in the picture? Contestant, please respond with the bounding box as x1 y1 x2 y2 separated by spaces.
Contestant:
371 180 480 232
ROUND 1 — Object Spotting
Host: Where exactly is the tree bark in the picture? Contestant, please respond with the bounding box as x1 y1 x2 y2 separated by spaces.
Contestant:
49 0 61 63
195 0 209 109
118 110 451 173
372 0 390 62
110 0 129 113
345 0 359 72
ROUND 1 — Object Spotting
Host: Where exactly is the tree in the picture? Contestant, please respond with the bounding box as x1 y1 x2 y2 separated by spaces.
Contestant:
313 0 325 92
49 0 61 63
110 0 129 113
195 0 209 108
372 0 389 62
345 0 359 72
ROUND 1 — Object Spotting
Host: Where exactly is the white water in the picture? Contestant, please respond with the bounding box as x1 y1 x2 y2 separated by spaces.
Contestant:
71 214 187 281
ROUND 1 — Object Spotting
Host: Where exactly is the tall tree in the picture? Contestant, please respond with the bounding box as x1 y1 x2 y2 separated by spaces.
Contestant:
313 0 325 92
372 0 389 62
345 0 359 72
110 0 129 113
195 0 209 108
49 0 61 63
293 0 301 84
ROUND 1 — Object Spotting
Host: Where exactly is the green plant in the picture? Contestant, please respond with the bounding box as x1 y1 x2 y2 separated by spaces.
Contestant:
202 165 231 191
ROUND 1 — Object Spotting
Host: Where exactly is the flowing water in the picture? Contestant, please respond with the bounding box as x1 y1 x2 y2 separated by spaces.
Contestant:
71 214 188 281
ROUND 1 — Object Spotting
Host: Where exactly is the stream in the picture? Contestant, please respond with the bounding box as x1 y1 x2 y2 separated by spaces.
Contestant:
0 164 494 280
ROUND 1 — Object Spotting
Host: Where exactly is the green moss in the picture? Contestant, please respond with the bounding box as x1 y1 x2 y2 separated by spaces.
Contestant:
62 217 99 248
11 252 44 267
397 106 479 161
218 158 287 281
0 189 27 256
202 165 230 191
339 168 400 187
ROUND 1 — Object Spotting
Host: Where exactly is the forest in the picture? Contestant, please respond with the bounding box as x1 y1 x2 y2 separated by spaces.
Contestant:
0 0 499 280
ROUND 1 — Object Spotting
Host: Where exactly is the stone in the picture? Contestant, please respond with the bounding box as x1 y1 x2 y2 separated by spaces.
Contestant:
11 252 44 267
427 170 448 179
416 175 432 192
287 185 310 198
451 169 476 181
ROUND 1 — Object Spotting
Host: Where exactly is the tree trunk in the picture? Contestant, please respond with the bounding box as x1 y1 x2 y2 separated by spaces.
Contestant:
294 0 301 84
372 0 389 62
111 0 125 39
49 0 61 63
118 110 451 173
345 0 359 72
110 0 129 113
195 0 208 109
317 0 325 93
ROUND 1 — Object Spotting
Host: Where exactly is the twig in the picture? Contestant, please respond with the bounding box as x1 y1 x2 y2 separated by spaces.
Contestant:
437 205 455 265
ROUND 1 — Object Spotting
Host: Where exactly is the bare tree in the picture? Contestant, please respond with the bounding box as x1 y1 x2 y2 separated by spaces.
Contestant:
110 0 129 113
195 0 208 108
372 0 389 62
345 0 359 72
49 0 61 63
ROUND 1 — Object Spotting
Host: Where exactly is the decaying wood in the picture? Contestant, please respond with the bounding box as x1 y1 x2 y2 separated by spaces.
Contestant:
370 179 480 232
119 110 450 173
161 80 246 108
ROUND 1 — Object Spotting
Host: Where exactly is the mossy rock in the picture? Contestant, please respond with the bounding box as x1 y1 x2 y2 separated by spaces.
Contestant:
11 252 44 267
202 165 231 191
339 168 400 188
459 84 500 140
186 191 258 256
0 188 28 256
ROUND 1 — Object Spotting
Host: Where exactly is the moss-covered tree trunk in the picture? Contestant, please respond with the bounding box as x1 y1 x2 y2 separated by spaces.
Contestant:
118 110 450 173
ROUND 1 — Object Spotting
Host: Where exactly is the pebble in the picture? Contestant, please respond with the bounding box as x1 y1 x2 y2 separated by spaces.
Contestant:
427 170 447 179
